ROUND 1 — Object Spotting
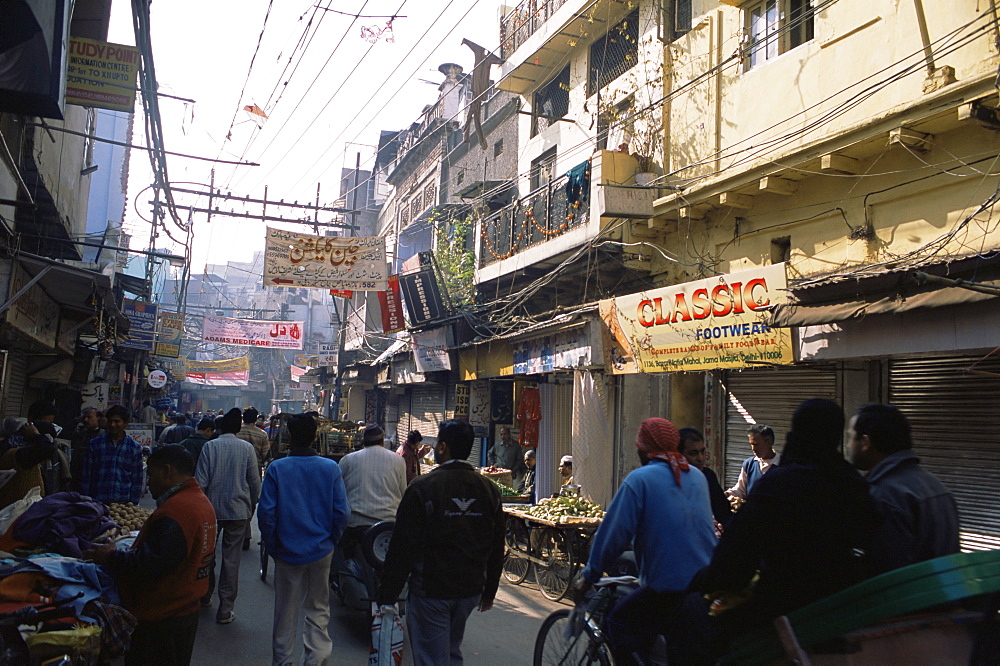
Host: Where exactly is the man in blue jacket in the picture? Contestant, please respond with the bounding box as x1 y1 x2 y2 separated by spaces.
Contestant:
258 413 350 666
574 417 717 664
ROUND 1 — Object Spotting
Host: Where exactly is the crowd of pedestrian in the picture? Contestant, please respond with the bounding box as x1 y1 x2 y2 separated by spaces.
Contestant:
0 396 965 665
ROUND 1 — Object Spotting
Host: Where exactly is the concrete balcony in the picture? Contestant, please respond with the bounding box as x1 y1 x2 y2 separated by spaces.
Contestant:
498 0 633 95
475 149 651 284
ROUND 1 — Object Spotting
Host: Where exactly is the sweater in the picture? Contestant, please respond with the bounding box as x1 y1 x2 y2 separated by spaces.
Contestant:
257 451 350 565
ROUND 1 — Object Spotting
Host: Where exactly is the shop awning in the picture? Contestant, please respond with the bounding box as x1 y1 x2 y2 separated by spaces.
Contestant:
769 254 1000 327
9 253 129 331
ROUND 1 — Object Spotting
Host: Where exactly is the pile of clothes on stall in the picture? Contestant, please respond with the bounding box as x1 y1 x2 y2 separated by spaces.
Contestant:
0 492 135 664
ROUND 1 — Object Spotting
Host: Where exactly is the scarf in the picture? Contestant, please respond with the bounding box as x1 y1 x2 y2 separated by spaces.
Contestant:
635 418 688 486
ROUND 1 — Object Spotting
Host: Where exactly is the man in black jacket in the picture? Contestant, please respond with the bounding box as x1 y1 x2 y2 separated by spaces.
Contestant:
376 420 505 666
678 427 732 526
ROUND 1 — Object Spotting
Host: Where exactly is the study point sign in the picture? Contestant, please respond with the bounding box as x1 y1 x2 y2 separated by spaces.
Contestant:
599 263 794 374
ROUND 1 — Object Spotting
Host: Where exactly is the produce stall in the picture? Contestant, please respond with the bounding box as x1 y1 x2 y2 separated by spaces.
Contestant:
502 496 605 601
315 419 362 460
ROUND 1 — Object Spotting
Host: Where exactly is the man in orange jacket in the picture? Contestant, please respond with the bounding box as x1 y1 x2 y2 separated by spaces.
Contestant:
87 445 216 666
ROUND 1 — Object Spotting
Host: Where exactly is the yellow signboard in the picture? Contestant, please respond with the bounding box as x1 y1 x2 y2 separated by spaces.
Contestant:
154 311 185 358
66 38 139 113
599 264 794 373
186 356 250 374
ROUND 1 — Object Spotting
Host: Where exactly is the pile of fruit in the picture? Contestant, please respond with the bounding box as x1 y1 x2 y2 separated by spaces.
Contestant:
107 503 152 533
489 478 522 497
524 496 604 521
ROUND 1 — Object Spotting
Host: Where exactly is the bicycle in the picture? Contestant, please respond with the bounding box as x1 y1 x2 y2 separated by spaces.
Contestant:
532 575 637 666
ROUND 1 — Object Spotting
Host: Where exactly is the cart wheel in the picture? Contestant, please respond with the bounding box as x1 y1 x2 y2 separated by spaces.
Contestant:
260 541 269 581
534 528 574 601
503 519 530 585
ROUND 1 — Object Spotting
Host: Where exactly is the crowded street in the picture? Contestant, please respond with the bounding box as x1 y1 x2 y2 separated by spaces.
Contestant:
3 0 1000 663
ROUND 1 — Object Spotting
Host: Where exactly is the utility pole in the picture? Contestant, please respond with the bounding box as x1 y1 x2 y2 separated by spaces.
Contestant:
332 152 362 420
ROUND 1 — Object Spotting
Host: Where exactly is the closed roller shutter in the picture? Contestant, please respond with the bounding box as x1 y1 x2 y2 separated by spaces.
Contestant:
889 355 1000 551
411 385 445 443
722 365 838 488
3 352 28 419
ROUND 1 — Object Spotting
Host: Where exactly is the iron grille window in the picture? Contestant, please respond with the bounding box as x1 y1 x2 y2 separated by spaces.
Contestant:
530 147 557 191
588 9 640 97
531 65 570 137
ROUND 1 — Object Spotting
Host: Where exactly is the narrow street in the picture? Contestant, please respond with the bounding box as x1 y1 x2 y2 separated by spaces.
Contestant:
191 521 564 664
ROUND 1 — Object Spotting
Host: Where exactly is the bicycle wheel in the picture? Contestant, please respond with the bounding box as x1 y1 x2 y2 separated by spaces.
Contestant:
533 609 613 666
534 528 574 601
503 519 531 584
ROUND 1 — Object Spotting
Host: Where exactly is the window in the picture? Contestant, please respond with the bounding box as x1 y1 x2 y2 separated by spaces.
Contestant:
423 182 437 209
588 9 640 97
770 236 791 264
744 0 814 71
530 148 557 191
597 96 634 151
531 66 570 137
494 138 504 157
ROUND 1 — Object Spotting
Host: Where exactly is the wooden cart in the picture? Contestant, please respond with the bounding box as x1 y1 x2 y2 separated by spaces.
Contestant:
502 505 601 602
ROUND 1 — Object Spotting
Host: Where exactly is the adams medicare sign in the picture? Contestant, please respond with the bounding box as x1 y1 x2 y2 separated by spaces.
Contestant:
599 264 793 373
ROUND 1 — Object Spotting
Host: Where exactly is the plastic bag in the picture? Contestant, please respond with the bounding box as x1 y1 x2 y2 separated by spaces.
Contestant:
369 602 404 666
0 486 43 534
25 625 101 665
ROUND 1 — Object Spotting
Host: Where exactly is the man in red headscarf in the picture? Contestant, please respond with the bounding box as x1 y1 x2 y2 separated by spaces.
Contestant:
573 417 717 664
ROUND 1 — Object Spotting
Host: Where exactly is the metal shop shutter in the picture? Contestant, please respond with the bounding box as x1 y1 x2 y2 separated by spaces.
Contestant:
889 355 1000 551
3 352 28 419
411 385 445 444
722 365 838 489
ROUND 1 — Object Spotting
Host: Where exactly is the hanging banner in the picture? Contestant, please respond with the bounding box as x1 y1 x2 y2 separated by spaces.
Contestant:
512 327 592 374
378 274 406 334
264 227 388 290
154 311 185 358
201 315 304 349
318 342 339 368
599 263 794 374
184 356 250 386
413 327 451 373
65 38 139 113
121 299 157 350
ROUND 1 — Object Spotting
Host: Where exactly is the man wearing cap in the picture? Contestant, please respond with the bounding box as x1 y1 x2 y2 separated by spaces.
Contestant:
195 407 261 625
572 418 717 664
337 425 406 553
558 455 574 486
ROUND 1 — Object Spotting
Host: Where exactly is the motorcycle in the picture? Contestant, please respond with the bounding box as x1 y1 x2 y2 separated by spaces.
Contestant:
331 521 401 616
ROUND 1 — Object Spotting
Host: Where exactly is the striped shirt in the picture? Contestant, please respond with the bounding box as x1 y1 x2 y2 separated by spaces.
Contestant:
238 424 270 467
195 433 261 521
338 444 406 528
80 433 144 504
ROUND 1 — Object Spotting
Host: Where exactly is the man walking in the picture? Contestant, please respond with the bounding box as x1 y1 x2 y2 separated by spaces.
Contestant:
239 407 270 474
159 414 195 446
847 403 960 573
79 405 144 505
70 407 102 490
258 413 350 666
376 420 505 665
195 408 260 624
87 445 216 666
178 418 214 467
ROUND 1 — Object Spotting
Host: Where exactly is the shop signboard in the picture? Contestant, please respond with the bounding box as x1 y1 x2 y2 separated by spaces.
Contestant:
378 274 406 333
290 365 307 383
512 327 591 375
81 382 108 411
154 311 185 358
126 425 154 449
455 383 470 421
469 380 490 432
121 299 156 350
413 327 451 373
399 256 445 326
65 38 139 113
202 315 304 350
264 227 387 290
184 356 250 386
318 342 339 369
599 263 793 374
293 354 319 368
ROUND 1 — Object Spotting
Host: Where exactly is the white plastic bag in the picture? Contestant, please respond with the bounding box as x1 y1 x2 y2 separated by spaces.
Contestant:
0 485 43 534
369 602 404 666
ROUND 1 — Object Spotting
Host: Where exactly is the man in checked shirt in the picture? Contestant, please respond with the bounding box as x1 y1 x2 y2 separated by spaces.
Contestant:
79 404 144 505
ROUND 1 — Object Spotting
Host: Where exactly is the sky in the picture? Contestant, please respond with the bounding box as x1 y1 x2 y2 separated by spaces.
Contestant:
106 0 504 277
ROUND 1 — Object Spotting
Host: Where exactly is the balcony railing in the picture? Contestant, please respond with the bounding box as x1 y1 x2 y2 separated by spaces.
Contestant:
479 172 589 268
499 0 570 59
